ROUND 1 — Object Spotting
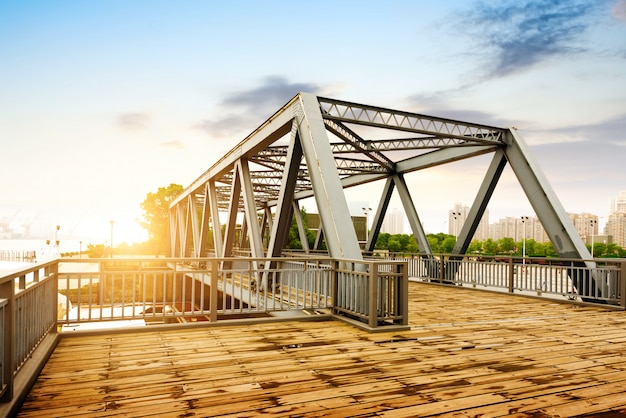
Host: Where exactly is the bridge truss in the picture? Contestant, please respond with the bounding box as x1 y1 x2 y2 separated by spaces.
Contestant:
169 92 591 266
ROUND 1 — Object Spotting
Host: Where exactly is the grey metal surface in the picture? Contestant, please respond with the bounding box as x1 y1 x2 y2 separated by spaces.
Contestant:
169 92 591 277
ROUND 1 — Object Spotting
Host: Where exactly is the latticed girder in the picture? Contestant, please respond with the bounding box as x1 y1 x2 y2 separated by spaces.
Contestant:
323 119 395 171
318 96 505 143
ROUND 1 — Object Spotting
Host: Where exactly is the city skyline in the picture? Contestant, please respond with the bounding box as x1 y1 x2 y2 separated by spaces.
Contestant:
2 0 625 244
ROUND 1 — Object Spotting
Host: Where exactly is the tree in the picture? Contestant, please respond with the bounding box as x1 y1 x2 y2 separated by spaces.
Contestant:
140 183 184 255
483 239 498 255
286 207 315 250
375 233 391 250
441 236 456 253
406 236 419 253
499 237 516 254
388 237 401 253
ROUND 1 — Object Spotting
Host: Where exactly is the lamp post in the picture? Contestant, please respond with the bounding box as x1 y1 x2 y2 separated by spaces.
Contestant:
362 207 372 243
590 219 597 258
521 216 528 265
110 220 115 258
55 225 60 256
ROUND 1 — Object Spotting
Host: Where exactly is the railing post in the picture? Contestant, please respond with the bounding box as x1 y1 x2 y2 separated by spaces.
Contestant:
331 260 339 317
508 257 514 293
438 255 444 284
0 280 14 402
619 260 626 309
399 262 409 326
50 262 59 331
210 259 218 322
368 262 378 329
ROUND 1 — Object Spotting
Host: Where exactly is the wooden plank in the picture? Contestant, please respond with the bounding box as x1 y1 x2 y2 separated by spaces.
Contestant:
18 282 626 417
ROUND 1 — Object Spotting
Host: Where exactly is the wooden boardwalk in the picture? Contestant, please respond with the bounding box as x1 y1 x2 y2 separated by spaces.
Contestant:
17 282 626 417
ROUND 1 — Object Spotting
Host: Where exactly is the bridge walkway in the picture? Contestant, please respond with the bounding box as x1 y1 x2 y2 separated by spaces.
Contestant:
17 281 626 417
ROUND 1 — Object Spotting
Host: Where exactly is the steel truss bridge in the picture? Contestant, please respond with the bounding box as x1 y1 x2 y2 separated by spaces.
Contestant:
169 92 601 297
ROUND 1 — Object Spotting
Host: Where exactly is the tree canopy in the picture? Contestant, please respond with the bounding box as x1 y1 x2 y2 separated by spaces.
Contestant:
140 183 184 255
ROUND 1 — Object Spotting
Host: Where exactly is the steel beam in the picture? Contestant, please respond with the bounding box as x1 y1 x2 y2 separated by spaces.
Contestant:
395 145 497 173
297 93 362 260
292 200 309 253
208 179 223 257
504 129 591 260
266 127 302 258
393 174 432 255
222 164 241 258
237 159 264 258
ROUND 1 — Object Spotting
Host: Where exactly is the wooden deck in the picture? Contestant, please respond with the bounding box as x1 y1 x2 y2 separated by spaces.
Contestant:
17 282 626 417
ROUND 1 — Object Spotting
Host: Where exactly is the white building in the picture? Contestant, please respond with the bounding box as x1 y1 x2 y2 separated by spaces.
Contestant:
381 208 405 235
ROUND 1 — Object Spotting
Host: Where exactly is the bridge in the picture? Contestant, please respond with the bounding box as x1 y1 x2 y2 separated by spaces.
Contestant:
2 94 625 415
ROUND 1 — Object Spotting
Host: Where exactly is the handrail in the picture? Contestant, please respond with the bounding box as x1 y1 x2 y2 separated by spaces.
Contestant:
0 259 59 403
2 253 623 406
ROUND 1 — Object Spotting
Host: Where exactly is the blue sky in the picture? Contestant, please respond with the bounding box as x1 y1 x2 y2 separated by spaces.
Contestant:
1 0 625 245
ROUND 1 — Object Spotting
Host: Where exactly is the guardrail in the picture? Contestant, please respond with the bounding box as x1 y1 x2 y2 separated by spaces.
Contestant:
0 256 408 405
379 253 626 306
0 251 37 263
333 259 408 329
0 260 59 403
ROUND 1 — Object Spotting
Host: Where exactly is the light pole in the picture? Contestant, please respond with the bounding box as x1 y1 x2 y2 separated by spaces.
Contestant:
590 219 597 258
55 225 60 256
521 216 528 265
79 241 82 259
110 220 115 258
362 207 372 243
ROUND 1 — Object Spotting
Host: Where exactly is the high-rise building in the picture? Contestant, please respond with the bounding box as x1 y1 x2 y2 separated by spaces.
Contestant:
448 203 468 237
609 191 626 214
490 215 548 242
381 208 405 235
570 213 598 243
606 212 626 247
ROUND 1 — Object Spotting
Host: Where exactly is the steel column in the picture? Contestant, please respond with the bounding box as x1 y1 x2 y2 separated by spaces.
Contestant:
393 173 432 255
297 93 362 260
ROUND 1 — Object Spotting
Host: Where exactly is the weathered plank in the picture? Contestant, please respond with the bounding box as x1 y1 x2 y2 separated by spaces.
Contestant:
17 282 626 417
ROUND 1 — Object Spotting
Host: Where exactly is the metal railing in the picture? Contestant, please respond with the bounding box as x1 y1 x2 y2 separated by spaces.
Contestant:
5 252 623 406
379 253 626 306
0 260 58 402
0 251 37 263
0 256 409 404
333 259 408 329
56 257 336 326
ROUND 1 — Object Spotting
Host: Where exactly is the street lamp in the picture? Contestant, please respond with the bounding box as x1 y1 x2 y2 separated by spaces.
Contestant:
521 216 529 265
362 207 372 243
55 225 60 256
590 219 597 258
110 220 115 258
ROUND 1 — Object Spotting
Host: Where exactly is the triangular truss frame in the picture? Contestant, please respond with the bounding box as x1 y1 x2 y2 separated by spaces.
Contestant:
169 92 592 266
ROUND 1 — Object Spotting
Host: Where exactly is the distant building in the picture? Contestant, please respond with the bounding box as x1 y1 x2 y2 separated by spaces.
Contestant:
448 203 489 240
381 208 405 235
570 212 598 243
609 191 626 214
606 212 626 247
448 203 468 236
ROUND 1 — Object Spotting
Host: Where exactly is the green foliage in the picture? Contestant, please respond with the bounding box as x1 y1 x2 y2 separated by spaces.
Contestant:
371 231 626 257
441 236 456 253
140 183 184 255
286 207 315 250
